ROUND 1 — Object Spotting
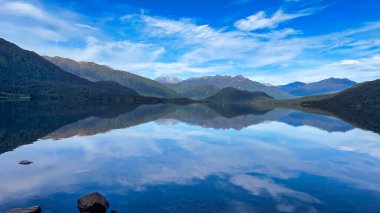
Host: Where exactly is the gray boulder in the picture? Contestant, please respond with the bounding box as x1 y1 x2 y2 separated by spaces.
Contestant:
77 192 109 213
5 205 41 213
19 160 33 165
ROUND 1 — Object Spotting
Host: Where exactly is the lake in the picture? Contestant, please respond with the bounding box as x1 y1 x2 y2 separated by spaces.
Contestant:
0 101 380 213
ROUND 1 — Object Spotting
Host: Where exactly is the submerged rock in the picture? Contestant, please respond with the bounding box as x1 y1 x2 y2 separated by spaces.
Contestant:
77 192 109 213
18 160 33 165
5 205 41 213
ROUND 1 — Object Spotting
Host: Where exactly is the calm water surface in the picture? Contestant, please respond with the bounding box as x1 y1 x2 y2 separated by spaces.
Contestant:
0 102 380 212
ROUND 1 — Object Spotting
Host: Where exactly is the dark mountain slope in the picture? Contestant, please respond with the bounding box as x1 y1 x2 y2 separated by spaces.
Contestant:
181 75 293 99
45 56 179 98
0 38 147 101
278 78 357 96
205 87 273 103
0 39 84 85
309 79 380 108
288 79 380 133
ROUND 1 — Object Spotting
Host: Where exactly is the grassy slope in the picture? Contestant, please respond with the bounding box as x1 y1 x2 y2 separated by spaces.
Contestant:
205 87 273 103
165 83 221 100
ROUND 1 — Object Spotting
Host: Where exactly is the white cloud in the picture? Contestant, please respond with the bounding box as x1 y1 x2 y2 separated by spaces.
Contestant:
234 9 309 31
141 15 309 69
0 0 86 34
0 1 49 21
0 0 100 46
142 15 223 45
93 15 380 80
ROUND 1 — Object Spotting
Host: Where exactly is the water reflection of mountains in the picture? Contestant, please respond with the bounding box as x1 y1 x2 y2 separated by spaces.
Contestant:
1 101 378 155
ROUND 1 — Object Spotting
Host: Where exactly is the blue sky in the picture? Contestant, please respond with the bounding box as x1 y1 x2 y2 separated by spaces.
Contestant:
0 0 380 84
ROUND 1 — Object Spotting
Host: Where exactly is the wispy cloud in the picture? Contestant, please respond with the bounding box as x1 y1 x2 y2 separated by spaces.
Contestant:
0 0 98 44
74 24 99 31
234 9 310 31
0 1 49 21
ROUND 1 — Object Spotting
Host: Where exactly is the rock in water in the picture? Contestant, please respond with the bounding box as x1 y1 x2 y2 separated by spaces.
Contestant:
77 192 109 213
5 205 41 213
19 160 33 165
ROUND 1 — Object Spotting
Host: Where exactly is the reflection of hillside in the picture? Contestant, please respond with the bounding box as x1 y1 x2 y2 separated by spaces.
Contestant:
45 104 173 140
276 109 354 132
322 107 380 134
45 104 216 139
159 104 354 132
205 103 271 118
0 101 139 154
157 104 276 130
1 101 371 155
279 104 380 134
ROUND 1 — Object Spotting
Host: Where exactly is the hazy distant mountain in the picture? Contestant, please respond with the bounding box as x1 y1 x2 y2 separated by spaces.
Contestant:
205 87 273 103
45 56 179 98
181 75 293 99
0 38 143 101
155 76 182 84
165 83 220 100
278 78 357 96
278 81 306 93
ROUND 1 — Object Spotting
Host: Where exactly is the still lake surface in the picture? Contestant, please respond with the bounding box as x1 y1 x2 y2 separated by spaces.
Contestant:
0 101 380 212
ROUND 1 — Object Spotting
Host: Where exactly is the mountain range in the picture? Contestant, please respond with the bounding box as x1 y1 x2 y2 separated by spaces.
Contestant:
155 75 362 100
0 38 153 101
179 75 294 99
1 37 376 108
278 78 357 97
1 38 285 102
45 56 178 98
46 58 294 100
